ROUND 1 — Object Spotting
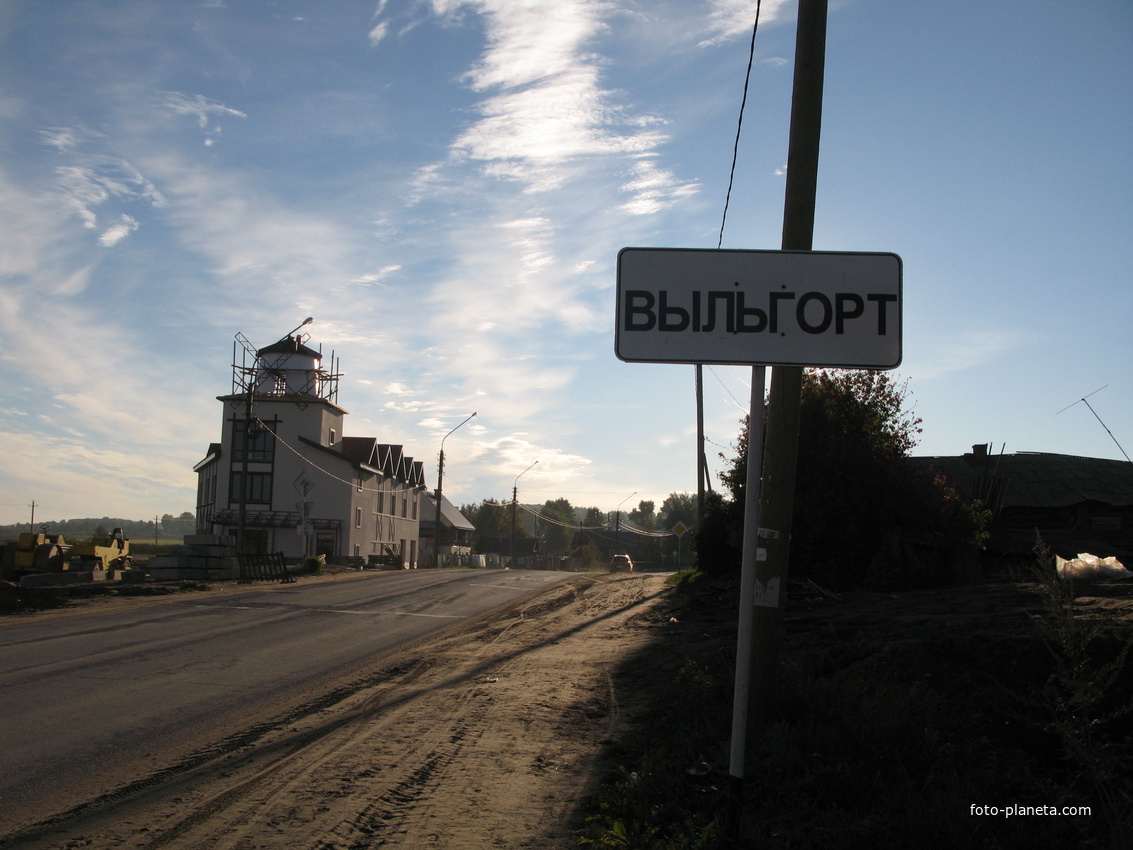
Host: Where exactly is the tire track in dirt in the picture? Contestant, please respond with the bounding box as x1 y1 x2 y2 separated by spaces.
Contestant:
5 573 669 850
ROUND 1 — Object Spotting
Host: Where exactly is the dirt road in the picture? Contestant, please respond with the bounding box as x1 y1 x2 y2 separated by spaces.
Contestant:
3 572 673 850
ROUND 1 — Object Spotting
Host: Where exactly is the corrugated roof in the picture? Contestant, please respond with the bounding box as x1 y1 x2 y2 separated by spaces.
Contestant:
908 451 1133 508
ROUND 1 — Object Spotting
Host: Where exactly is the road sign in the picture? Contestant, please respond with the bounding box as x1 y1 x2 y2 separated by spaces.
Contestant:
615 247 902 368
672 521 689 538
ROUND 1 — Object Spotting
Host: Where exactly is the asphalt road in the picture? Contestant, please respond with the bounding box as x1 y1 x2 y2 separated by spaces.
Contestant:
0 568 573 833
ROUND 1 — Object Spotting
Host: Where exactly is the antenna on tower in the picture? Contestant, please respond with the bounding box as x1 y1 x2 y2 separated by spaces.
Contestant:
1057 386 1130 462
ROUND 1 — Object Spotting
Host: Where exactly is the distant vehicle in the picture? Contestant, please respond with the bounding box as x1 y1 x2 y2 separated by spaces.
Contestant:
609 554 634 572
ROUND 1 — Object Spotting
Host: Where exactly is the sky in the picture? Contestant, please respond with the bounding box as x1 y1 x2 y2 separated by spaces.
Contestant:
0 0 1130 528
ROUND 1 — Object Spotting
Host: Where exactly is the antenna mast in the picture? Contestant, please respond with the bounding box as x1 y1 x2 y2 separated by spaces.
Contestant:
1057 386 1131 462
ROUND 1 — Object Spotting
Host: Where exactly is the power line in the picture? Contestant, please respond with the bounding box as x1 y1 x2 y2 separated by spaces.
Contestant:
717 0 764 249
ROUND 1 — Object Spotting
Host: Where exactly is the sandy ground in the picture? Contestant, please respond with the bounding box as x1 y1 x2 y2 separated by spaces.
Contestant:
3 571 673 850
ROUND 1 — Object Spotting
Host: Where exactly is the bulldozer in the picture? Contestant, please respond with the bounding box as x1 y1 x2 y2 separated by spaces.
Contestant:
69 528 132 571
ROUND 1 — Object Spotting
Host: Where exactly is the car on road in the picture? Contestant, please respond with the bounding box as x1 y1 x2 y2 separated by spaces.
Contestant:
609 554 634 572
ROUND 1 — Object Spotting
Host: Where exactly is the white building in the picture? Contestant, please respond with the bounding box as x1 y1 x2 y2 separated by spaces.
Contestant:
194 330 426 564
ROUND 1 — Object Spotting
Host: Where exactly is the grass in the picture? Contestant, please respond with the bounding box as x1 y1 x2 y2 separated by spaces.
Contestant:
576 558 1133 849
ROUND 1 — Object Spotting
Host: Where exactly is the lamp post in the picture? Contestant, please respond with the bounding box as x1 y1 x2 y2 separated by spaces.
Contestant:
433 412 477 568
509 460 539 568
615 491 636 555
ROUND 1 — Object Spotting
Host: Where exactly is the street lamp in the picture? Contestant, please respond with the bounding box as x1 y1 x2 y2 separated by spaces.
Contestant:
615 491 637 554
509 460 539 568
285 316 314 339
433 412 477 568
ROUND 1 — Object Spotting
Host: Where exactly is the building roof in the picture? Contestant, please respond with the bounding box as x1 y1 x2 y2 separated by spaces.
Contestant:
338 437 426 488
420 492 475 531
908 449 1133 509
256 334 322 359
193 443 222 472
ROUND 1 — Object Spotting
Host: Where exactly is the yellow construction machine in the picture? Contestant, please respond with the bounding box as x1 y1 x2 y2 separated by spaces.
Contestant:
0 532 69 579
2 528 134 583
69 528 132 571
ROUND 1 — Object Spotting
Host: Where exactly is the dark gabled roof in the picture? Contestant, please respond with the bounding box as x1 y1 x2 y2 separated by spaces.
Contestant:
307 436 424 487
256 335 322 359
908 450 1133 509
340 436 377 466
376 443 405 479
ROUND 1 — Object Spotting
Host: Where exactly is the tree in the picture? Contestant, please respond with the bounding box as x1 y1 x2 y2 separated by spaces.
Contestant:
694 492 743 577
659 492 698 569
627 500 657 531
712 369 987 588
539 498 577 556
460 499 514 539
583 506 606 528
659 493 696 529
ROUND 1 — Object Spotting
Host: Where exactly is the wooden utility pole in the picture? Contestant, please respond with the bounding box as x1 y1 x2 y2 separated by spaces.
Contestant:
751 0 828 725
727 0 828 842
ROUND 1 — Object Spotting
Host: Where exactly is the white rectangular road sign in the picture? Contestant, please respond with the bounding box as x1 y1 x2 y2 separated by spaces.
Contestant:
615 248 902 368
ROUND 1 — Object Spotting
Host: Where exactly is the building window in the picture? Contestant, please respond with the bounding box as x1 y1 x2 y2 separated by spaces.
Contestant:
329 428 336 446
232 419 275 462
229 471 272 504
377 489 385 514
355 507 362 528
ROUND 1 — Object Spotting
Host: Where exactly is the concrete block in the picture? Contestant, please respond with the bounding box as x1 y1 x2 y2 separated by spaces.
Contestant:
19 570 106 587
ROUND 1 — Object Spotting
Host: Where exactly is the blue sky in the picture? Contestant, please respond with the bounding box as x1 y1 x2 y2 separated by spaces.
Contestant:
1 0 1130 527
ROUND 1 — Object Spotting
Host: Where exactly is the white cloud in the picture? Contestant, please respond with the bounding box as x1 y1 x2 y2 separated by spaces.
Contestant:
907 329 1036 380
99 214 139 246
618 157 701 215
353 265 402 285
368 21 389 45
155 91 247 145
700 0 793 47
44 131 166 235
469 434 592 482
428 0 672 195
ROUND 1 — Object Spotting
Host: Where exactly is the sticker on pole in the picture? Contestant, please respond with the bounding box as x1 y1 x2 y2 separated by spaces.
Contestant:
615 247 902 368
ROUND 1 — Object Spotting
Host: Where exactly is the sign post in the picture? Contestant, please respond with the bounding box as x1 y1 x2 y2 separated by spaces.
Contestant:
614 2 892 840
615 246 901 826
671 520 689 571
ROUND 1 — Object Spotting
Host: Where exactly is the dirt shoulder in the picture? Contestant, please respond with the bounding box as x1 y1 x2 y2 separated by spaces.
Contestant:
3 571 675 850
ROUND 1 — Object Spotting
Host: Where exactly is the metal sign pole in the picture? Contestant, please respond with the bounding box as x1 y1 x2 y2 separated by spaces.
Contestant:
727 364 766 819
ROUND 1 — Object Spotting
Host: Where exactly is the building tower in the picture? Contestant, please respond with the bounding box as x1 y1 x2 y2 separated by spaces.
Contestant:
193 323 426 564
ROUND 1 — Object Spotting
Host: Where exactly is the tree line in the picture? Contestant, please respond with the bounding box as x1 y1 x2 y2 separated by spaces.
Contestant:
0 512 197 541
459 493 699 568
